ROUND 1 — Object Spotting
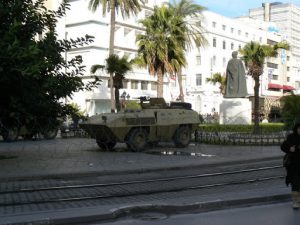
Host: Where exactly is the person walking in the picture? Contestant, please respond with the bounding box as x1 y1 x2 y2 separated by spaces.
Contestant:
281 123 300 209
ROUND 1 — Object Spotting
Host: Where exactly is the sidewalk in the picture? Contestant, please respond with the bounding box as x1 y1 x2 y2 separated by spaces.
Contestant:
0 138 284 179
0 138 290 225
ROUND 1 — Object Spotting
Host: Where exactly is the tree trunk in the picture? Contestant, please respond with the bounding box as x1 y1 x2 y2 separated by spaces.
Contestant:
253 76 260 134
157 67 164 98
109 4 116 112
115 88 120 112
177 67 184 102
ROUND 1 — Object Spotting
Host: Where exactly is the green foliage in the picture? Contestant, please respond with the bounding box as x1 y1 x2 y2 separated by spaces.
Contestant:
199 123 286 134
0 0 99 129
240 41 290 134
65 103 86 121
88 0 142 17
91 54 133 111
124 100 142 110
280 94 300 128
206 72 226 94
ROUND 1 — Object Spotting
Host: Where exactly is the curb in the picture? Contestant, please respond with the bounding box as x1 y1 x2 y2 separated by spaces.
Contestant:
1 194 290 225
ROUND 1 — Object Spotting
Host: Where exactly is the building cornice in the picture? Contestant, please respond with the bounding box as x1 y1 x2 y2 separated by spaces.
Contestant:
115 21 145 31
66 20 108 28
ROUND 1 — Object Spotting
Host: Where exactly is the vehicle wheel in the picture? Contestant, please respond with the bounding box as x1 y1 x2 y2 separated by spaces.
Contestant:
173 126 191 148
41 128 58 139
127 128 148 152
2 127 19 142
96 141 116 151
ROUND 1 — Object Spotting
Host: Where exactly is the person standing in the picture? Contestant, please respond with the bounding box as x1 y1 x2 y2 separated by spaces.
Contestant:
224 51 248 98
281 123 300 209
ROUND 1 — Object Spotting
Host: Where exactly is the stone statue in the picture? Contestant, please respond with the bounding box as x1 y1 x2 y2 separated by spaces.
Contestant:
224 51 247 98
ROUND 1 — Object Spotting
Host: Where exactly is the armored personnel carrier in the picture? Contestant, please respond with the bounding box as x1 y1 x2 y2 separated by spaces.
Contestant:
80 97 200 151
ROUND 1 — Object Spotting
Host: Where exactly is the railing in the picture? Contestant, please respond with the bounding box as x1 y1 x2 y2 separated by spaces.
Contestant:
194 130 289 145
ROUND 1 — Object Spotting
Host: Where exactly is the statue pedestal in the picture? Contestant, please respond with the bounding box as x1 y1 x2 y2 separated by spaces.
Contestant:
219 98 252 125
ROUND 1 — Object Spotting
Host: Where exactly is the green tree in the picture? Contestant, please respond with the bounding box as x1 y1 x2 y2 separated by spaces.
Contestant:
88 0 143 112
168 0 207 101
280 94 300 128
0 0 99 139
240 41 289 133
206 72 226 95
91 54 132 112
136 6 183 97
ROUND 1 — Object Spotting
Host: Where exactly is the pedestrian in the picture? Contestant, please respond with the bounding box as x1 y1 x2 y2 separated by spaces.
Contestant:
281 122 300 209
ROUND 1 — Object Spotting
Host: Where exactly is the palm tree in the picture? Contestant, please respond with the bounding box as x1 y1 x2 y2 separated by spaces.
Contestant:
168 0 207 102
91 54 132 112
240 41 289 133
88 0 143 112
206 72 226 95
136 6 178 97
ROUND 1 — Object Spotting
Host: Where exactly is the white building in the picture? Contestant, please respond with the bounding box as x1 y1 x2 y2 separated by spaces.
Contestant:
46 1 297 118
183 11 292 115
63 0 175 115
249 2 300 94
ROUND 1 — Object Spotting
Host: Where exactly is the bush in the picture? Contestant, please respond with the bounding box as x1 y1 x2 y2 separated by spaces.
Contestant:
199 123 286 134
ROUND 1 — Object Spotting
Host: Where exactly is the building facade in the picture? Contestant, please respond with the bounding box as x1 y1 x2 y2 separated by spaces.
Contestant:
46 0 298 118
249 2 300 95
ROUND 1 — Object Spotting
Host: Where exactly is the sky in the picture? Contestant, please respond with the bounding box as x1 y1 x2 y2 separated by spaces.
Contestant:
196 0 300 18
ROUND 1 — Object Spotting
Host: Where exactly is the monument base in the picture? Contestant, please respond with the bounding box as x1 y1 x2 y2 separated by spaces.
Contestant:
219 98 252 125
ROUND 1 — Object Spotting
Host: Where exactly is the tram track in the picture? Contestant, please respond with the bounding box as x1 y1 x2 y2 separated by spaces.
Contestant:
0 164 285 207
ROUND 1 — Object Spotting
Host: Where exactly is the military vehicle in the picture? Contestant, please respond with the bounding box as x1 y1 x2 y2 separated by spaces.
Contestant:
80 97 200 151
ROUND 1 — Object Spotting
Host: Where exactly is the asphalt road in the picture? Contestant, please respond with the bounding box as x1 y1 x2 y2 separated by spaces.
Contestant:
94 202 299 225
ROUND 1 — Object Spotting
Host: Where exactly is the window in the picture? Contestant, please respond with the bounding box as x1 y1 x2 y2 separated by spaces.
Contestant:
267 39 278 45
196 55 201 65
145 10 152 17
212 55 216 66
287 66 290 71
238 30 241 35
124 28 131 36
213 37 216 47
223 57 226 67
223 40 226 50
231 42 234 50
141 81 148 90
151 82 157 91
131 80 138 89
196 21 201 27
231 27 234 33
287 56 290 61
272 75 279 80
222 25 226 31
212 21 216 28
245 32 248 37
238 44 241 50
196 74 202 86
287 77 290 82
267 62 278 69
122 80 128 89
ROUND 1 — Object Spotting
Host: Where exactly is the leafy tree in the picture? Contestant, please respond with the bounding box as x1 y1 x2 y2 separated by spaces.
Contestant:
280 94 300 128
168 0 207 102
88 0 143 112
136 6 182 97
240 41 289 133
0 0 99 137
206 72 226 95
91 54 132 112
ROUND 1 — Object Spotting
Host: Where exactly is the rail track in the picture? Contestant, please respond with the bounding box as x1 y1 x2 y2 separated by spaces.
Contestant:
0 164 285 207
